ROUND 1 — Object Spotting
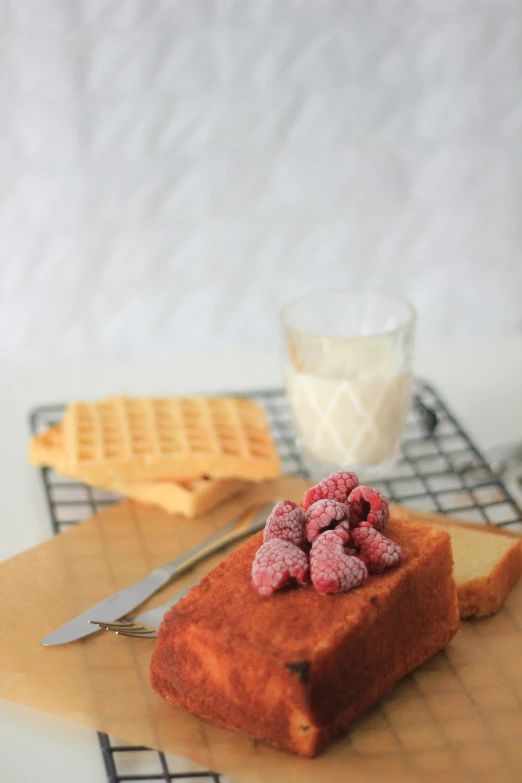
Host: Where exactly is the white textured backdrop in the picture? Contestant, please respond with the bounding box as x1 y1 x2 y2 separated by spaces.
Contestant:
0 0 521 367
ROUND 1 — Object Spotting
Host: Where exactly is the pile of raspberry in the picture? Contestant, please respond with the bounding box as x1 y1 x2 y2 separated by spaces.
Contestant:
251 471 404 596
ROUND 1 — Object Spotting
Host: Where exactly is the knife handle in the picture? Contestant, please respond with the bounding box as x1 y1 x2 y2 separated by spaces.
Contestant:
153 499 274 582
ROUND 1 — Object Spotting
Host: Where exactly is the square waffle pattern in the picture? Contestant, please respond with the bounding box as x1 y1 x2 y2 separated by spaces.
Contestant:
63 396 281 482
29 424 248 518
29 382 522 783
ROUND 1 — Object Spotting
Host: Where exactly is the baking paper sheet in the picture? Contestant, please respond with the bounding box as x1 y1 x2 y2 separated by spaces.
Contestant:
1 477 521 783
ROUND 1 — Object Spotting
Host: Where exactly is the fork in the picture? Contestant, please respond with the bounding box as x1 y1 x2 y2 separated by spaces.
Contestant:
89 497 280 638
90 583 195 638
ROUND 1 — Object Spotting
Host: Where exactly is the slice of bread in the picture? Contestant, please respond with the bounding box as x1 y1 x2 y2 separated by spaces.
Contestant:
391 503 522 617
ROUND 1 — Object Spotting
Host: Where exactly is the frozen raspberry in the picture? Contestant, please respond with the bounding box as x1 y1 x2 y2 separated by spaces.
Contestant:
305 499 351 543
310 529 368 594
348 485 390 533
320 526 351 546
336 520 351 538
263 500 306 550
345 547 370 567
252 539 309 596
351 522 404 574
302 471 359 510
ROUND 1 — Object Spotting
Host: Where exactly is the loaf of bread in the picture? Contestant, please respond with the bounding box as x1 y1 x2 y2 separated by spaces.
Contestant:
151 516 459 756
391 504 522 617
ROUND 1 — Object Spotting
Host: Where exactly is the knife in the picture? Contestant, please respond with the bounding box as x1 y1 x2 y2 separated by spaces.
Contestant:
41 499 275 646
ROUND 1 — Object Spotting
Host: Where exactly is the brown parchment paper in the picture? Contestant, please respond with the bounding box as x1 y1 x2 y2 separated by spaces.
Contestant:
1 476 522 783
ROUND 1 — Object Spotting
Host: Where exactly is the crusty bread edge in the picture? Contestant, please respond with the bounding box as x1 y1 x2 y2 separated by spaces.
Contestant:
391 502 522 617
456 542 522 618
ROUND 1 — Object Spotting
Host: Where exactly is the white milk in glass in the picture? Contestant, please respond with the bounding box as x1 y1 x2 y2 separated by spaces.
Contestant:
285 339 412 469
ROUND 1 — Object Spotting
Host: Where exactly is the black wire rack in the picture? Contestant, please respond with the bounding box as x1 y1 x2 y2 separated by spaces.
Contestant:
29 380 522 783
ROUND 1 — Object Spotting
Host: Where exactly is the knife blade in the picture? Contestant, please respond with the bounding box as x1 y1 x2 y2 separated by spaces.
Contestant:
41 499 274 646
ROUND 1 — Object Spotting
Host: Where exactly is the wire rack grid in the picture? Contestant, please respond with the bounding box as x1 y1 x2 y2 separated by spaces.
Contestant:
29 380 522 783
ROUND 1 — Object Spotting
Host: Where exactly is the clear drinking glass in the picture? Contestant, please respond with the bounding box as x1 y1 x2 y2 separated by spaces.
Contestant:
280 289 417 480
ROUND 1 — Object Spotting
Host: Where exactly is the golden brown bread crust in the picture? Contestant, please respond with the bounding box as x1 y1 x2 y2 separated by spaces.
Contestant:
390 503 522 617
150 517 459 756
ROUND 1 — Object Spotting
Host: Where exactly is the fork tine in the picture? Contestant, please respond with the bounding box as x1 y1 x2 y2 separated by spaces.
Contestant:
114 627 157 638
90 617 157 636
89 618 135 630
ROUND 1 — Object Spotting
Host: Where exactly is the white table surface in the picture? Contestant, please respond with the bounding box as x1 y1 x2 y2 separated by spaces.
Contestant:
1 336 522 783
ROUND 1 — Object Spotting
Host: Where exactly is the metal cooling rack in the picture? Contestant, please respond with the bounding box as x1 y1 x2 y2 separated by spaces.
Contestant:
29 380 522 783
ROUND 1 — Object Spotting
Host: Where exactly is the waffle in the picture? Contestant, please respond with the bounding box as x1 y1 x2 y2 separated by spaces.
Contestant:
29 423 69 475
29 424 248 518
108 475 247 518
62 396 281 483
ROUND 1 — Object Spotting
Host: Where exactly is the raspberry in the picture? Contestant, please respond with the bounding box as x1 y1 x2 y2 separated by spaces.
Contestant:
252 539 310 596
335 520 351 538
302 471 359 510
322 525 351 545
348 485 390 533
263 500 306 550
305 499 351 543
310 529 368 594
345 547 370 567
351 522 404 574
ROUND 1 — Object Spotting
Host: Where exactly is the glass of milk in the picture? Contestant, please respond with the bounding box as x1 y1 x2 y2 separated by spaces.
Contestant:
280 289 416 479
